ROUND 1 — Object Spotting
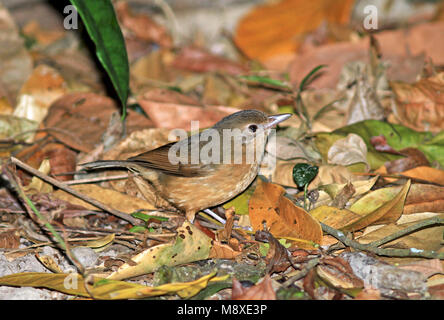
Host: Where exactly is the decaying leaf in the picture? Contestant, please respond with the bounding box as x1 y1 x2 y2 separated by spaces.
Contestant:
403 184 444 214
232 275 276 300
107 221 212 280
358 214 444 253
234 0 354 62
327 133 369 170
391 72 444 133
249 179 322 245
53 184 156 213
13 64 67 124
115 1 172 48
310 205 361 230
342 180 411 231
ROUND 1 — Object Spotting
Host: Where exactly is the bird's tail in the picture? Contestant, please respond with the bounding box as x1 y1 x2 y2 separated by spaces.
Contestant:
80 160 134 171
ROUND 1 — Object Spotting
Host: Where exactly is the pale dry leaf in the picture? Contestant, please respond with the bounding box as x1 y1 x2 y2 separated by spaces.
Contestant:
327 133 369 170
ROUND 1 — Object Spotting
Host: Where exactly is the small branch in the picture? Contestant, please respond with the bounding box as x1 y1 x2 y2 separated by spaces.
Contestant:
9 157 139 225
282 257 320 287
4 166 85 274
63 173 131 185
369 216 444 248
320 221 444 259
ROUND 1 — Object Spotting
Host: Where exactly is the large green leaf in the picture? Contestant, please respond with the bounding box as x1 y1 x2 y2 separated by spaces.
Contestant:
316 120 444 169
70 0 129 117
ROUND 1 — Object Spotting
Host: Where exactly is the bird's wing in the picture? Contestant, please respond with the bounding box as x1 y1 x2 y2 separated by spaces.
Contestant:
127 141 214 177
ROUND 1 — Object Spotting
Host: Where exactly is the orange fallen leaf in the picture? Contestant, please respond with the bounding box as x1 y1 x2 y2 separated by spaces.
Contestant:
43 92 152 152
209 241 241 260
232 275 276 300
171 46 248 75
289 22 444 88
234 0 354 62
391 72 444 133
137 97 240 130
115 1 172 48
403 183 444 214
400 166 444 186
17 142 76 181
249 179 322 244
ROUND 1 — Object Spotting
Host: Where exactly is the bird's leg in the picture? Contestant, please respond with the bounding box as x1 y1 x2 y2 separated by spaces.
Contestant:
186 210 196 223
203 208 226 225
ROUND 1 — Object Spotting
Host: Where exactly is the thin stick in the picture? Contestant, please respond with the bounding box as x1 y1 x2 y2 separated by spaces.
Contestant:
63 173 131 185
10 157 139 225
282 258 320 287
321 221 444 259
368 216 444 248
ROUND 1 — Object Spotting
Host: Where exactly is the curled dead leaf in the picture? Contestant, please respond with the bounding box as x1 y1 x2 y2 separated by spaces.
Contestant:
249 179 322 245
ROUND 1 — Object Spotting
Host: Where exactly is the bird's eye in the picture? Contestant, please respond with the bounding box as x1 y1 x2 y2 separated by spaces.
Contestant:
248 124 258 133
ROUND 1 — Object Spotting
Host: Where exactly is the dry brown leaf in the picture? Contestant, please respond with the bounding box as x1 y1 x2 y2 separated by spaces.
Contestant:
208 241 241 260
328 133 369 170
22 20 65 45
232 275 276 300
398 259 443 279
137 97 240 130
171 46 247 76
310 205 361 230
234 0 354 62
385 148 430 173
400 166 444 187
289 22 444 88
18 142 76 182
139 88 201 106
403 183 444 214
130 50 172 85
391 72 444 132
43 92 152 153
0 5 33 105
13 64 67 124
354 288 381 300
249 179 322 244
358 214 444 252
53 184 156 213
115 1 172 48
342 180 411 231
0 230 20 249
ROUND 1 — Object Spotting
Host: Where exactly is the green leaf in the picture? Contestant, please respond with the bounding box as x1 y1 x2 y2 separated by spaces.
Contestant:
332 120 444 168
299 65 327 91
128 225 148 233
131 211 169 222
292 163 319 188
239 75 291 89
70 0 129 118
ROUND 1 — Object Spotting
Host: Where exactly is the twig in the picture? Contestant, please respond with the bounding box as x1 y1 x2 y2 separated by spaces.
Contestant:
9 157 139 225
320 220 444 259
368 216 444 248
282 257 320 287
63 173 131 185
4 165 85 274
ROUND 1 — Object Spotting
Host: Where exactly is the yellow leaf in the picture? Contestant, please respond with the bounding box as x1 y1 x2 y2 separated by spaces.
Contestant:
107 221 212 280
342 180 411 231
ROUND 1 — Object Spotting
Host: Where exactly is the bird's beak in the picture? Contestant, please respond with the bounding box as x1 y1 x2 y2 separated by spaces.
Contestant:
265 113 292 129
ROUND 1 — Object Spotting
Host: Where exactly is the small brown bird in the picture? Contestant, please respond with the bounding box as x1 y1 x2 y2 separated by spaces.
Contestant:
82 110 291 222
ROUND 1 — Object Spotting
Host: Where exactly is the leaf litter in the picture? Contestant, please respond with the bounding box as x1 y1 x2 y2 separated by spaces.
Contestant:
0 0 443 301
